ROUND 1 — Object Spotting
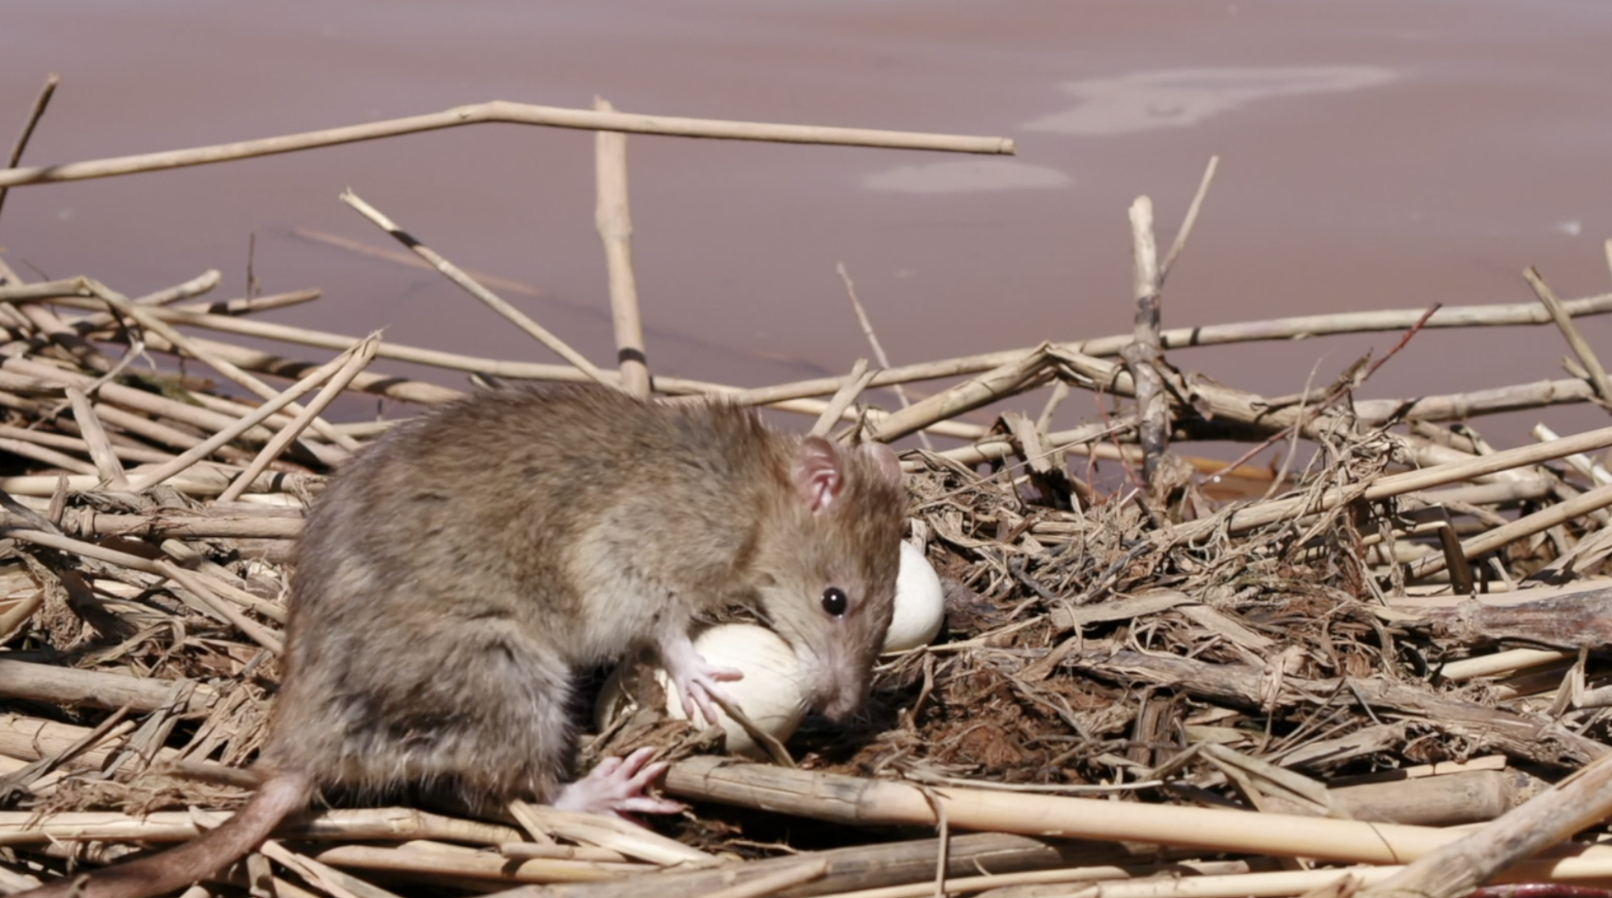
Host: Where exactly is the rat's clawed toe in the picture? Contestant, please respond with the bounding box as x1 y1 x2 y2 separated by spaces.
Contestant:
657 630 746 726
553 747 682 820
674 662 744 726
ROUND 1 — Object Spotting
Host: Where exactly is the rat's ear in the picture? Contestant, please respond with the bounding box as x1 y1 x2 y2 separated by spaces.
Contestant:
794 436 845 512
858 442 902 485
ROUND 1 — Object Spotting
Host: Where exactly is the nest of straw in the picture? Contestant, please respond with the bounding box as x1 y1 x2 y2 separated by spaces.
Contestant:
6 92 1612 898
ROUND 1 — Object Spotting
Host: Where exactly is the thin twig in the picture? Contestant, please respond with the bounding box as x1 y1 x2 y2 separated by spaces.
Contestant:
122 340 367 493
218 335 380 502
340 189 613 389
1525 265 1612 409
0 72 59 223
1159 155 1218 282
809 360 873 439
96 281 361 453
837 262 930 449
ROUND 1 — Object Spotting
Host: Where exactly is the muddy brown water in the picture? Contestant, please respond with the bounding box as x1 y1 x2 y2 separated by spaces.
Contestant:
3 1 1612 454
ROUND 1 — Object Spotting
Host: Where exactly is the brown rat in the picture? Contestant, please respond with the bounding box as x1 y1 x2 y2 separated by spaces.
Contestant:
24 384 906 898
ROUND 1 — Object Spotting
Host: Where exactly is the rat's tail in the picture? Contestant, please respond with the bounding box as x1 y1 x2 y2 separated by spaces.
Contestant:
18 771 313 898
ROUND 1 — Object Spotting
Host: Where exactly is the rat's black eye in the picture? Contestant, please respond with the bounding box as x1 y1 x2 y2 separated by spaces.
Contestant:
821 586 848 617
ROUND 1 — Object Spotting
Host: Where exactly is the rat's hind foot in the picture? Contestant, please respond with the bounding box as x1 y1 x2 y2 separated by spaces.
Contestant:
554 747 683 819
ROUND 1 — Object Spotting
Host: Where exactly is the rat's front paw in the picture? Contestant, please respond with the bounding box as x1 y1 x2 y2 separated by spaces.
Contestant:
658 632 744 726
672 661 745 727
553 747 683 819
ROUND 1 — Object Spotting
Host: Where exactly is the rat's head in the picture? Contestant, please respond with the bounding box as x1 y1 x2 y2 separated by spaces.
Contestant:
754 436 906 722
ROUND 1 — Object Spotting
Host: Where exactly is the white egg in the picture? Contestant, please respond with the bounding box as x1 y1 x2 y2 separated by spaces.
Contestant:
883 541 945 653
595 623 809 758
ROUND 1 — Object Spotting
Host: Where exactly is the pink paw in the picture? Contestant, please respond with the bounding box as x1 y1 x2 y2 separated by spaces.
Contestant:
659 633 744 726
553 747 683 819
672 662 744 727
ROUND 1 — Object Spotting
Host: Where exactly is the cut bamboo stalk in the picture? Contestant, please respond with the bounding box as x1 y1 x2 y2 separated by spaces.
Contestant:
1353 378 1597 424
811 864 1381 898
0 715 181 773
261 841 401 898
500 844 628 864
482 833 1063 898
0 438 97 475
662 757 1612 876
700 860 826 898
594 97 650 398
57 509 300 540
60 285 314 336
0 467 304 499
130 268 223 306
500 803 715 867
0 99 1014 190
63 387 128 489
808 360 873 439
0 807 521 847
313 841 641 884
1359 750 1612 898
0 660 212 714
1160 155 1219 280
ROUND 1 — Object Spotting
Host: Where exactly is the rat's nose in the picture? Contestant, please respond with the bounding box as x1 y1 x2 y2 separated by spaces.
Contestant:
818 678 867 722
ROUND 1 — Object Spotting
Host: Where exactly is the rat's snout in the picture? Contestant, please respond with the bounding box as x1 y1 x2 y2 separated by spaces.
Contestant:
807 642 872 722
819 683 867 722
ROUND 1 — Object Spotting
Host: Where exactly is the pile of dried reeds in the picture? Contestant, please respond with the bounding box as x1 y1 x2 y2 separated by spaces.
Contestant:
6 80 1612 898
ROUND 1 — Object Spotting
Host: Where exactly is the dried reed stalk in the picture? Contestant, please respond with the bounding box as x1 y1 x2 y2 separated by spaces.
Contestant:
484 834 1062 898
713 293 1612 406
594 97 650 398
662 756 1612 871
339 190 612 388
123 335 377 493
1527 265 1612 408
0 71 58 220
312 841 643 884
1404 480 1612 581
0 100 1013 190
865 345 1052 442
1358 751 1612 898
1174 419 1612 540
216 333 379 502
0 660 212 714
1122 195 1169 483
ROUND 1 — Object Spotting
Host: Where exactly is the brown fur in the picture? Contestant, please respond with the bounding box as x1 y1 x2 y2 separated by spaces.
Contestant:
21 385 906 898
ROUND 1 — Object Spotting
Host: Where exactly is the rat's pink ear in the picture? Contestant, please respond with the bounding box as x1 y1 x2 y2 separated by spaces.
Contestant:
794 436 845 512
858 442 902 484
